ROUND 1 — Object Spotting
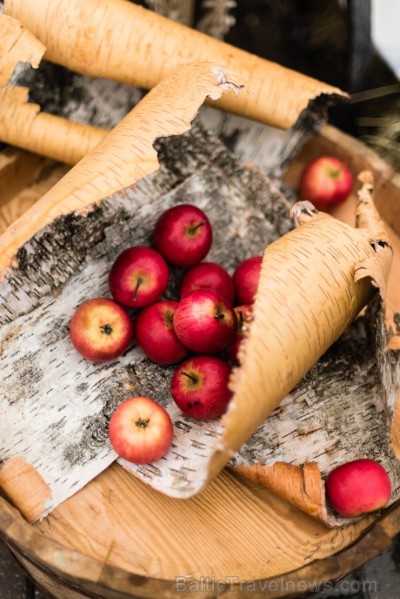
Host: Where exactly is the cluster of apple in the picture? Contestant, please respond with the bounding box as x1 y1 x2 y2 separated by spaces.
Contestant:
70 203 261 464
70 193 393 517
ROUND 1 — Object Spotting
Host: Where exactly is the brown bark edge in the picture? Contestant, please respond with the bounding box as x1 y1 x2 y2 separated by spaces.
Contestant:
232 462 328 521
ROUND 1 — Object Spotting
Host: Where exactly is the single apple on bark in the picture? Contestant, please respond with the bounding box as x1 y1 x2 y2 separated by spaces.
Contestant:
325 458 391 518
228 304 254 362
70 298 133 362
153 204 212 267
233 255 263 305
171 355 232 419
179 261 235 304
134 300 189 365
173 289 237 354
299 156 353 210
109 396 174 464
109 246 169 308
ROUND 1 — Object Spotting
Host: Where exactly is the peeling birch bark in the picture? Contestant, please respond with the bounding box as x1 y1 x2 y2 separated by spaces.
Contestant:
0 87 105 165
0 13 45 86
4 0 346 129
0 62 244 273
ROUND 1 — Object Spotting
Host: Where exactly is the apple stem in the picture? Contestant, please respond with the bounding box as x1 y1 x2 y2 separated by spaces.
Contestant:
100 323 113 335
181 370 198 383
214 312 225 320
133 277 143 302
188 220 206 235
237 310 244 329
135 417 150 429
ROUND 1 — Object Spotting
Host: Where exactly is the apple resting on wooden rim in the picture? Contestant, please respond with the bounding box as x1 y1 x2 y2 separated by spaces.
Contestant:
70 298 133 362
325 459 391 518
109 396 174 464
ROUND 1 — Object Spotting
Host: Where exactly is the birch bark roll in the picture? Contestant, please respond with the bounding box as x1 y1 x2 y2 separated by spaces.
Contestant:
4 0 346 129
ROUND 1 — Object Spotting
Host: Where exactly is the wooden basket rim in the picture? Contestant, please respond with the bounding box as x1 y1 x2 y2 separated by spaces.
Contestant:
0 493 399 598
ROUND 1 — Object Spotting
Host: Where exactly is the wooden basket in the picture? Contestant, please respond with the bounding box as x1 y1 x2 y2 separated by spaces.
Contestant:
0 124 399 599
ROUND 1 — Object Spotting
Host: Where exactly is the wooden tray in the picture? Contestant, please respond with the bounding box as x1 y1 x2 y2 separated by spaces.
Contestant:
0 124 399 599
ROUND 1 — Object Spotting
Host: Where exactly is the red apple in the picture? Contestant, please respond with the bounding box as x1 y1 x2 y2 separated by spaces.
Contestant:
109 396 174 463
173 289 237 354
70 298 133 362
233 256 263 305
228 304 254 362
299 156 353 210
171 356 232 419
325 459 392 518
109 246 169 308
134 300 189 365
179 262 235 304
153 204 212 267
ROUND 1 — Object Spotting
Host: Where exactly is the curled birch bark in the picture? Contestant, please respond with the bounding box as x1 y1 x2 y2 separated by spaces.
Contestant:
231 176 397 527
0 13 45 86
0 87 105 165
210 187 393 486
0 62 243 272
4 0 346 129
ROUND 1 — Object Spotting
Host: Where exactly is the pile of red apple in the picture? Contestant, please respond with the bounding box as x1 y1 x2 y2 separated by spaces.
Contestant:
70 203 260 464
70 181 392 519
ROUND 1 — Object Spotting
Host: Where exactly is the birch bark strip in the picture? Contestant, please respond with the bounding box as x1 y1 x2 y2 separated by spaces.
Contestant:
0 62 243 272
0 13 45 85
4 0 346 129
0 87 105 165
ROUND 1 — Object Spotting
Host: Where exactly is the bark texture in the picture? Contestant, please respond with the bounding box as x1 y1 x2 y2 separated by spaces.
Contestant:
0 123 294 518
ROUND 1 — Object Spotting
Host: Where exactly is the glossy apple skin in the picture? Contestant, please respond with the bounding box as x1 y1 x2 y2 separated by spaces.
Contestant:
228 304 254 362
325 459 392 518
179 262 235 304
109 396 174 463
153 204 212 267
233 256 263 305
171 355 232 419
109 246 169 309
173 289 237 354
70 298 133 362
299 156 353 210
134 300 189 365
